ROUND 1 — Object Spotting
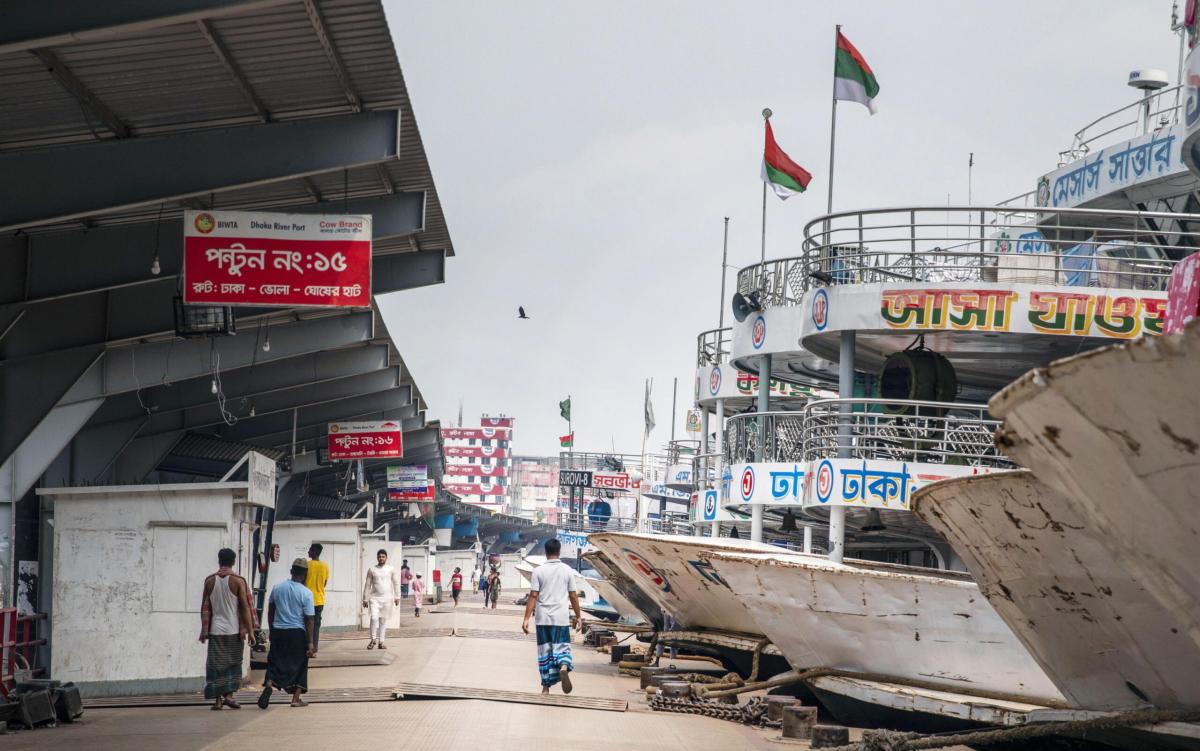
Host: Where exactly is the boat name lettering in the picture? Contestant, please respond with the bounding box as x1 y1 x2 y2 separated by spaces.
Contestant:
881 289 1016 332
769 465 807 502
841 461 912 508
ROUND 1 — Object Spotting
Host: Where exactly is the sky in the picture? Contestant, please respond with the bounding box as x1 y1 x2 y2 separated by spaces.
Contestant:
378 0 1181 457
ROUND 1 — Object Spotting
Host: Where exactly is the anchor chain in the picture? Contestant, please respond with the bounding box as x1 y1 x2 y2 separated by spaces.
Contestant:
647 694 779 727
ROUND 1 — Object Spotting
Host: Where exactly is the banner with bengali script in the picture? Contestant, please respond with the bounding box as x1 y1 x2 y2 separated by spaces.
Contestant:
327 420 402 460
1038 124 1183 209
480 416 515 428
183 209 371 308
444 463 508 478
805 458 996 511
443 446 510 459
440 427 512 441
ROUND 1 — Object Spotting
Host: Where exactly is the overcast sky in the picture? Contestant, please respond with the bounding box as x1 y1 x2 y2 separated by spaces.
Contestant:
379 0 1179 457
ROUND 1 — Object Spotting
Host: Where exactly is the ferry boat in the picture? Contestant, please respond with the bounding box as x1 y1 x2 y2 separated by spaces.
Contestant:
579 15 1200 741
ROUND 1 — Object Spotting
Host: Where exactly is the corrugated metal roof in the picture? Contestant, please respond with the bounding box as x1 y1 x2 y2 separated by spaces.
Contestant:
171 432 289 462
0 0 453 256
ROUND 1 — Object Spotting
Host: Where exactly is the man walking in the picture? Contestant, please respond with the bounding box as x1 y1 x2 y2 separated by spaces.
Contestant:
411 573 426 617
521 539 582 694
471 565 481 594
487 566 502 609
399 558 413 598
200 548 254 710
304 543 330 656
479 568 489 603
258 559 315 709
362 549 401 649
450 567 464 607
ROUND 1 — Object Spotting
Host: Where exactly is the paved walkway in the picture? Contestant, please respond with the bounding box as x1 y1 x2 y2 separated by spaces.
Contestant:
7 593 795 750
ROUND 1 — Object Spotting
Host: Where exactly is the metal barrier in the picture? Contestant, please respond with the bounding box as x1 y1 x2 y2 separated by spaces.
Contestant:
801 399 1012 468
736 205 1189 308
1 609 47 698
696 327 731 366
556 513 694 537
723 412 807 465
723 401 1012 468
1066 84 1182 161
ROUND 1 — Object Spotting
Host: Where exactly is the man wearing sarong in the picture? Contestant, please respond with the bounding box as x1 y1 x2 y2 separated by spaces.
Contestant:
258 558 315 709
199 548 254 710
362 549 401 648
521 539 582 694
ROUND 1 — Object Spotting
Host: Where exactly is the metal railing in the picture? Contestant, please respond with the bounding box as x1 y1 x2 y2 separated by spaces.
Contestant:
1066 84 1182 161
722 401 1012 468
724 412 807 465
802 399 1012 467
556 513 694 537
735 205 1190 309
696 327 731 366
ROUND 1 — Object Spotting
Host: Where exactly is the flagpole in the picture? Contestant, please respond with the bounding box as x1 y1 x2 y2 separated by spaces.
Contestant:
826 24 841 214
761 108 772 264
717 216 730 331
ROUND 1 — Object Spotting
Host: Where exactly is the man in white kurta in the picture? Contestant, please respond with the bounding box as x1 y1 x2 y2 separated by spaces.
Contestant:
361 549 401 649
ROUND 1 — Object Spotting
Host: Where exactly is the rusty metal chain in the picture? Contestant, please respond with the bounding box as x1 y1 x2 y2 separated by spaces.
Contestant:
648 694 779 727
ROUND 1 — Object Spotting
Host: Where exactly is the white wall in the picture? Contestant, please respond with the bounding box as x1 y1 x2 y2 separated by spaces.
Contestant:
48 484 259 696
266 520 364 631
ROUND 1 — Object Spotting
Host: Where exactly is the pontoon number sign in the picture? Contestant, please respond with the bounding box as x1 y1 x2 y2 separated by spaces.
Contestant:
327 421 403 460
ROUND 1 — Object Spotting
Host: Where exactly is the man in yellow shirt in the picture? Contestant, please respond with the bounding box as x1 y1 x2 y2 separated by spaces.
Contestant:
304 544 330 656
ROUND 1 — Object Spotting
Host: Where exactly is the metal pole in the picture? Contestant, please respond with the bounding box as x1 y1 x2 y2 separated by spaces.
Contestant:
718 216 730 331
712 398 724 538
751 353 771 543
803 525 813 554
670 378 678 444
826 24 842 215
830 331 855 563
761 107 771 265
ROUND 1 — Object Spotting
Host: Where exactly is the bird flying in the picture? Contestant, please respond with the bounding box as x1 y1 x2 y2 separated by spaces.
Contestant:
518 306 529 319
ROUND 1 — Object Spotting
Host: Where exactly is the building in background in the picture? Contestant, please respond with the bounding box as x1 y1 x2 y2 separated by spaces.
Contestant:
508 456 561 522
441 415 514 510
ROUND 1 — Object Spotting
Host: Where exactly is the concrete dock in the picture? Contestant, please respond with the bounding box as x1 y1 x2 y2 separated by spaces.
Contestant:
6 595 808 750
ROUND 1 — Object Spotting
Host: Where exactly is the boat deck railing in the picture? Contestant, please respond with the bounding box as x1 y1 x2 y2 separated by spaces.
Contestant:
724 400 1012 468
736 205 1191 309
556 512 694 537
1065 84 1182 162
696 327 732 366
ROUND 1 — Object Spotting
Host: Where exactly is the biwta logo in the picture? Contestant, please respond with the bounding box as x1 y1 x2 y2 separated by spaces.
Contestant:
194 212 216 234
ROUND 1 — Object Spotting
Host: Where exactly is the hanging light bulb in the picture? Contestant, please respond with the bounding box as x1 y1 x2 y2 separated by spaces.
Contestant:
150 255 161 275
262 336 270 353
249 405 256 417
210 378 218 395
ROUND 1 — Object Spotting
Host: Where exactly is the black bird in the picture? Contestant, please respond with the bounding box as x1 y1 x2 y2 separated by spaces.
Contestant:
518 306 530 319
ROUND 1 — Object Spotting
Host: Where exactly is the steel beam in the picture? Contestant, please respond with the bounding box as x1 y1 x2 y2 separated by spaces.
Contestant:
0 397 104 503
0 110 401 230
195 19 269 122
137 368 405 436
0 345 103 464
302 0 360 112
0 0 292 55
88 344 391 427
0 194 426 305
0 250 440 359
203 388 413 443
30 49 130 138
58 312 376 419
113 431 185 484
239 404 418 450
65 416 148 486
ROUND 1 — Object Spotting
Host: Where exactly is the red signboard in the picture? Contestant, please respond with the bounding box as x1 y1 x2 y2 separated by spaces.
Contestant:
388 484 435 501
444 464 508 478
443 482 507 496
592 472 640 490
481 417 514 428
443 446 510 459
327 421 403 460
440 427 512 441
183 209 372 308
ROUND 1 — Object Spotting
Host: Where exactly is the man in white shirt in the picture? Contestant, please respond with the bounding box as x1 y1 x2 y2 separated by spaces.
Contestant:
521 538 582 694
361 549 401 649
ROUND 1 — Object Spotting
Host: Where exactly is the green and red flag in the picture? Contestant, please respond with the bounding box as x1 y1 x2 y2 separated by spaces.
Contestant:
833 31 879 114
761 121 812 200
559 432 574 448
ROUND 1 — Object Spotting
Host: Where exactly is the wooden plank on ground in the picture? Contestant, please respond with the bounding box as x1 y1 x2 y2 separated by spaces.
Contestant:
391 682 627 711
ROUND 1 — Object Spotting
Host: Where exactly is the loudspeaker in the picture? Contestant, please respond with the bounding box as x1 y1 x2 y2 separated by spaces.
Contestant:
732 291 762 323
879 349 957 415
859 508 886 532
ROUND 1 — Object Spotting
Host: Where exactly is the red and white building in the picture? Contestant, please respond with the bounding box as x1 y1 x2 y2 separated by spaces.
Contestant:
440 415 514 510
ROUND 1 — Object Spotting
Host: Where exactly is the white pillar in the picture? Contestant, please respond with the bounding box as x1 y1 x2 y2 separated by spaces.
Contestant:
829 331 855 563
711 398 724 538
803 524 813 554
751 354 771 543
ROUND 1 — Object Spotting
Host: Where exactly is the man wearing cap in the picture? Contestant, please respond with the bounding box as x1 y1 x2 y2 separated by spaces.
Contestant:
258 558 316 709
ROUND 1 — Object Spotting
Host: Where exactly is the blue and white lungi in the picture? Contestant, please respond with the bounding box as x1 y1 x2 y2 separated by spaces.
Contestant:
536 625 573 686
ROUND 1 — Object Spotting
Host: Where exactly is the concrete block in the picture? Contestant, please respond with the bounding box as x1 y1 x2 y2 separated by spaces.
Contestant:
811 724 850 748
781 705 819 739
765 694 799 721
610 644 631 663
659 681 691 699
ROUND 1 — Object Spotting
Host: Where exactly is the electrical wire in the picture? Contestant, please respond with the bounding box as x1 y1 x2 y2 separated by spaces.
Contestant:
210 339 237 426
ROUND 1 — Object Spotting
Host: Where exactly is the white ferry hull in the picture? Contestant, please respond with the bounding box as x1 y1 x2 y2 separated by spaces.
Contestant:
588 576 648 624
706 550 1064 703
586 533 778 635
916 470 1200 710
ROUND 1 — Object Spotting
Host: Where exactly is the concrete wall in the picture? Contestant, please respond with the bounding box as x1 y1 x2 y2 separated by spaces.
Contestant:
47 484 259 696
266 520 365 632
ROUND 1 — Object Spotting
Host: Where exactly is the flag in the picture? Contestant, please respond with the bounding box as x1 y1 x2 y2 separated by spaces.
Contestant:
833 30 879 114
644 379 656 437
761 121 812 200
560 433 574 447
559 397 571 421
